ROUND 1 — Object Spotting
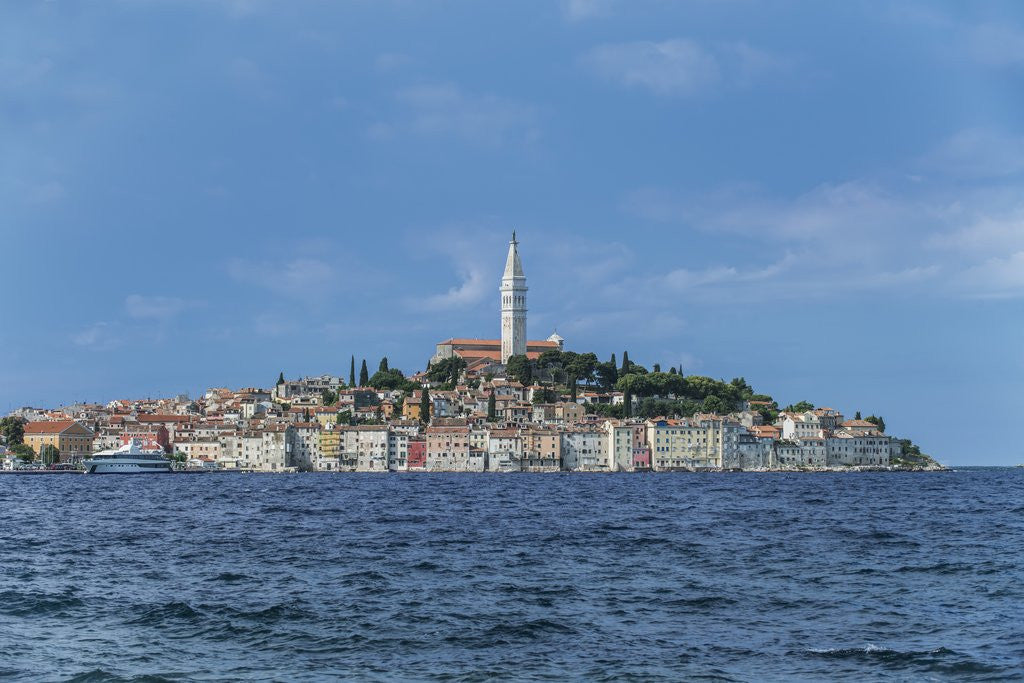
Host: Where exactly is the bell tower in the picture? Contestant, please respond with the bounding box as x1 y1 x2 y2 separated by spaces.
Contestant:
500 231 527 363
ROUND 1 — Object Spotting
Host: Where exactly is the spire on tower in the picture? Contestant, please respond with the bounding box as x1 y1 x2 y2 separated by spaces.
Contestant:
503 232 524 279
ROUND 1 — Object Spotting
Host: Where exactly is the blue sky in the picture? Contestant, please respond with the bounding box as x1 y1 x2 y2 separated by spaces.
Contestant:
3 1 1023 464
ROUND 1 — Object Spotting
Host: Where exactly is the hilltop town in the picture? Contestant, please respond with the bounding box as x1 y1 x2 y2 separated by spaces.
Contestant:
0 235 939 473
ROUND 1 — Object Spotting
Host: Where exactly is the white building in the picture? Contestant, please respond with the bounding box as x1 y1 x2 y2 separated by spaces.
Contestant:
561 428 608 471
500 231 527 363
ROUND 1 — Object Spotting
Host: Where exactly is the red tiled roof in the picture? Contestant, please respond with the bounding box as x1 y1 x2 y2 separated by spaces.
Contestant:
25 420 77 434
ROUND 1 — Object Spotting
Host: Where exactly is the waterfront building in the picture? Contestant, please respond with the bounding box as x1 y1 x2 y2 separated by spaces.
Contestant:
425 424 471 471
407 437 427 470
291 422 322 470
604 420 648 472
487 428 524 472
258 424 293 471
23 420 95 462
561 427 609 471
522 427 561 471
388 429 409 471
354 425 389 472
826 428 892 467
779 411 827 440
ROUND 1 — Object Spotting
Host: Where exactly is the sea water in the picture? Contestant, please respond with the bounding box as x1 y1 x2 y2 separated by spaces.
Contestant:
1 469 1022 681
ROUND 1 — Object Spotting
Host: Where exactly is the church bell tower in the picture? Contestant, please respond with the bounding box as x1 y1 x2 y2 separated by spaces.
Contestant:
501 231 527 364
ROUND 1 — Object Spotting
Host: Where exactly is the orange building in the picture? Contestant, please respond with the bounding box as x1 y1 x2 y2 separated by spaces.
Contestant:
24 420 95 462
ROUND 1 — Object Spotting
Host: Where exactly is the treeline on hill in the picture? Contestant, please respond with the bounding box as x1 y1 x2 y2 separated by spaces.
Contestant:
269 349 936 466
504 349 778 421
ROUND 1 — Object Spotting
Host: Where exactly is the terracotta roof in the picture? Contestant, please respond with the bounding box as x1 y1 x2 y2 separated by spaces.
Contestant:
136 414 190 423
25 420 78 434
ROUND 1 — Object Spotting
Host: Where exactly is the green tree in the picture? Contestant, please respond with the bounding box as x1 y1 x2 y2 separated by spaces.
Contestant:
487 391 497 421
359 359 369 387
653 363 661 373
379 357 389 373
620 351 630 376
350 356 356 387
368 368 416 391
0 417 25 446
276 372 285 386
11 443 35 462
505 354 532 385
855 411 862 420
426 356 467 385
336 410 352 425
784 401 815 413
321 389 338 406
570 379 578 402
865 415 886 432
616 372 654 397
701 395 727 414
565 352 598 386
40 444 60 465
595 360 618 390
623 387 633 418
420 388 431 424
730 377 754 400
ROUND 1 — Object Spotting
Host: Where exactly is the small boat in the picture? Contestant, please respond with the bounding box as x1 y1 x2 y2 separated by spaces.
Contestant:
84 438 173 474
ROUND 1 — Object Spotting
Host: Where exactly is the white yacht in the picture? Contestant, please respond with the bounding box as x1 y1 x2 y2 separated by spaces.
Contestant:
84 438 173 474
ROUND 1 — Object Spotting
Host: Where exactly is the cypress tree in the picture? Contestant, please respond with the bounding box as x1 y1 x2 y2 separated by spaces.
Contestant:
276 372 284 385
487 391 497 421
653 363 661 373
359 359 369 386
855 411 861 420
623 387 632 418
570 377 578 402
379 357 389 373
420 388 431 423
349 356 356 387
621 351 630 376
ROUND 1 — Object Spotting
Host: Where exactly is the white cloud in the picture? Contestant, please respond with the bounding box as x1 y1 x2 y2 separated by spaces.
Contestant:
563 0 615 21
923 128 1024 178
583 39 720 96
71 322 121 351
124 294 191 321
380 83 539 146
965 23 1024 67
424 267 488 310
582 39 790 96
228 257 338 297
929 208 1024 254
620 175 1024 300
955 251 1024 299
375 52 412 72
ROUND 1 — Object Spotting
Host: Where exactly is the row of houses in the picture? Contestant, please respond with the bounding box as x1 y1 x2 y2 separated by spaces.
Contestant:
5 381 896 471
168 412 894 472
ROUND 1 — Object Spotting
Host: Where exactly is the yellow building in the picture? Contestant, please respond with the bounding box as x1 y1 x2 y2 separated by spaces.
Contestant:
403 392 433 421
24 420 95 462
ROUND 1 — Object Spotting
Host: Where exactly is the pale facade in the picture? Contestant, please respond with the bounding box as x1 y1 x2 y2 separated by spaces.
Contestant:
500 232 527 363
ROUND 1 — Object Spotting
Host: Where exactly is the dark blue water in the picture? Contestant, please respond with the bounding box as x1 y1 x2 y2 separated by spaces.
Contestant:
1 470 1022 681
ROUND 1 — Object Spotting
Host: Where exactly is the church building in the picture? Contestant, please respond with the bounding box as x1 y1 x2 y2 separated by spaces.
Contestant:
431 232 565 373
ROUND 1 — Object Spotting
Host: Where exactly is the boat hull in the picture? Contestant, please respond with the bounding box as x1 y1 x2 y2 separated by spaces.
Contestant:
84 460 173 474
